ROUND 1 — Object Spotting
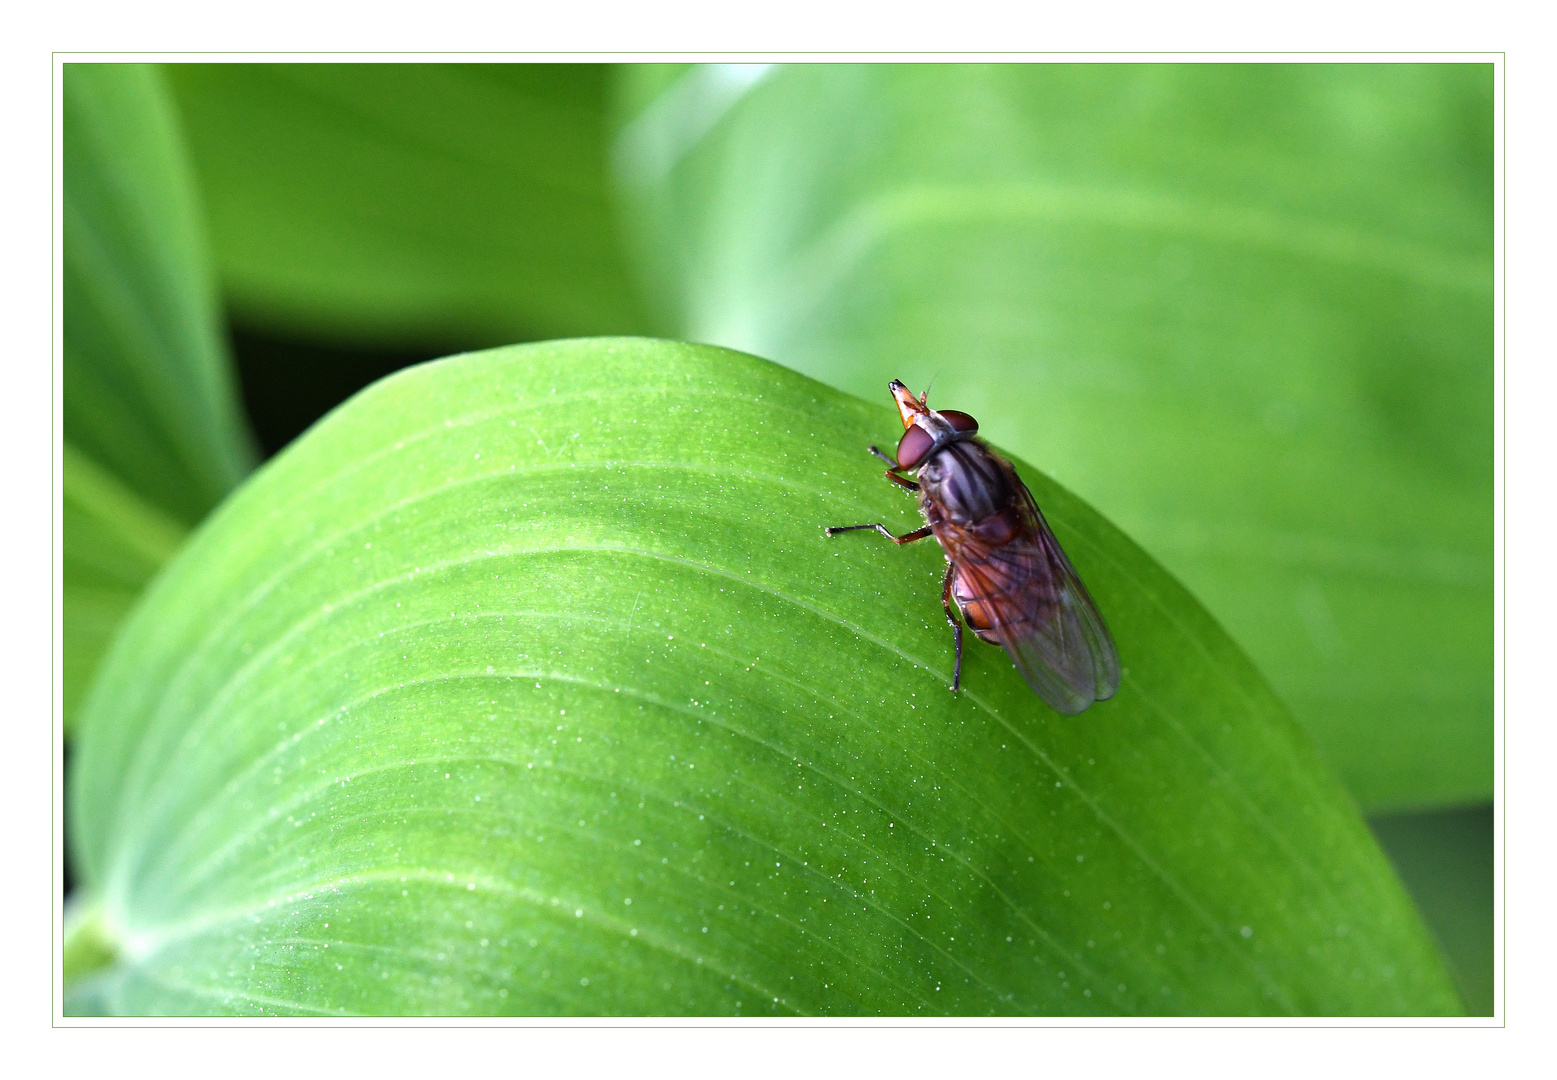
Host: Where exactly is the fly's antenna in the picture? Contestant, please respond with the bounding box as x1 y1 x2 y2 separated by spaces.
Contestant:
921 372 940 405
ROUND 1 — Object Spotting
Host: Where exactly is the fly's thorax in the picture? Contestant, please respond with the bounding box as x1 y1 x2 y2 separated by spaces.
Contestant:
917 439 1014 524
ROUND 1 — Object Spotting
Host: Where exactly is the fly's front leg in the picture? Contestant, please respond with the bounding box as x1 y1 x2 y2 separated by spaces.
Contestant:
941 561 963 692
868 444 920 492
823 523 934 544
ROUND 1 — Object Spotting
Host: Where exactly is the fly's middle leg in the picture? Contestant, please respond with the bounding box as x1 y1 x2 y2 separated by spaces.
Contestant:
941 561 963 692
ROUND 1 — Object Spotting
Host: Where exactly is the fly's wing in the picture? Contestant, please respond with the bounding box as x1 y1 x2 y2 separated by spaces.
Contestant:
951 482 1120 714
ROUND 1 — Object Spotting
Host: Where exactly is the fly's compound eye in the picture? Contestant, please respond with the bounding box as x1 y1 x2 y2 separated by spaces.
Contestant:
896 425 935 469
939 410 979 433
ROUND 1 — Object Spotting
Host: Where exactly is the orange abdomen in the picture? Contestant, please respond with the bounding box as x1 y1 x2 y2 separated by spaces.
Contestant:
952 571 1003 646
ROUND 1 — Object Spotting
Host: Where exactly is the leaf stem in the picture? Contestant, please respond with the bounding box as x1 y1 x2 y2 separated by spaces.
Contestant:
63 897 119 986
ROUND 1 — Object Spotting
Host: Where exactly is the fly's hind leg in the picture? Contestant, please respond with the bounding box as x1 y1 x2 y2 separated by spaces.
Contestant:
823 523 934 543
941 562 963 692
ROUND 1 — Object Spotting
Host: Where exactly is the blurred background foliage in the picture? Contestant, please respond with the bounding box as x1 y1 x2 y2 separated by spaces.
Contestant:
63 62 1494 1014
611 63 1493 816
62 64 257 730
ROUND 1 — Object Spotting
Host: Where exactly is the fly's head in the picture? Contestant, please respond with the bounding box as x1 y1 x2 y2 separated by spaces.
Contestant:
888 379 980 470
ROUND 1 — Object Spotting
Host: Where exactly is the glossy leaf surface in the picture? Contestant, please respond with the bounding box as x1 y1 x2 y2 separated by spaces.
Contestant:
68 339 1457 1016
613 63 1493 811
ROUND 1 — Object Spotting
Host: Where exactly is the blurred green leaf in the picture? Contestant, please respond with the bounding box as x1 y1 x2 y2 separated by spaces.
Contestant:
64 63 256 731
68 338 1456 1016
1370 804 1494 1016
63 444 187 731
164 63 655 350
612 63 1493 814
65 63 256 521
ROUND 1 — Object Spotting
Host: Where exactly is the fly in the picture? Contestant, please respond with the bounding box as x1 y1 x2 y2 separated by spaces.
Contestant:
825 380 1120 714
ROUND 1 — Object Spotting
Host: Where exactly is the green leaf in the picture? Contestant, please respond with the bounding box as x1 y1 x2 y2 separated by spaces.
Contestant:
164 63 655 349
613 64 1493 813
64 63 256 729
63 898 119 988
1370 804 1494 1016
68 338 1457 1016
62 444 187 734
